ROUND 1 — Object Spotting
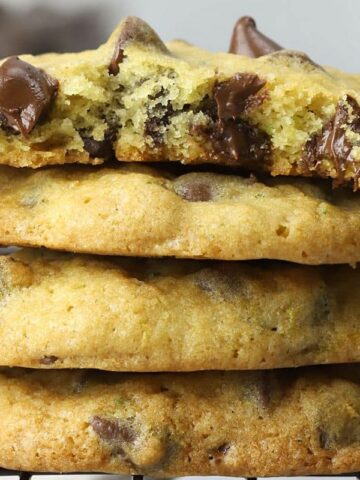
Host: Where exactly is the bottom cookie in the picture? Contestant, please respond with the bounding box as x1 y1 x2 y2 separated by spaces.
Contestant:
1 366 360 476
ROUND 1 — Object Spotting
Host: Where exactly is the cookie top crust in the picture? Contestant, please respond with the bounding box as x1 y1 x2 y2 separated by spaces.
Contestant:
1 365 360 476
0 164 359 264
0 16 359 187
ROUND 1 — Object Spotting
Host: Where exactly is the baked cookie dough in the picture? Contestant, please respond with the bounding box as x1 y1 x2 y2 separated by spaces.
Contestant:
1 365 360 476
0 165 360 264
0 16 360 187
0 250 360 372
0 248 360 371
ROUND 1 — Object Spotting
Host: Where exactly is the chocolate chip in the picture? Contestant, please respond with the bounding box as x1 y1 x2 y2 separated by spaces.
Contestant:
91 416 137 444
82 136 112 159
318 428 330 449
318 419 360 450
39 355 58 365
249 370 293 412
0 56 58 136
194 268 230 292
208 443 231 463
195 95 217 121
255 371 272 410
175 179 213 202
313 291 331 326
192 266 246 300
213 119 270 165
81 131 114 159
145 91 174 147
110 46 126 76
303 96 360 188
214 73 266 120
80 119 117 159
109 16 168 75
229 16 282 57
216 443 231 455
267 50 323 70
210 74 270 165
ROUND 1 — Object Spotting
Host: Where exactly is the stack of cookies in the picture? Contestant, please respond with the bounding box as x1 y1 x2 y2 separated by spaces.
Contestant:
1 15 360 477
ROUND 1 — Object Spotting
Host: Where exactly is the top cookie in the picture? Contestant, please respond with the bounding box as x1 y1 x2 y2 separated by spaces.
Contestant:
0 16 360 188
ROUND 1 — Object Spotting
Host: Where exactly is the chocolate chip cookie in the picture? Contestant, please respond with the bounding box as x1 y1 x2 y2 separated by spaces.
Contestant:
1 365 360 475
0 16 359 188
0 248 360 371
0 164 359 264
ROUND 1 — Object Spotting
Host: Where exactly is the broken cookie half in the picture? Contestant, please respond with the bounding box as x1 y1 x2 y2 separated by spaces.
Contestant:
0 16 359 188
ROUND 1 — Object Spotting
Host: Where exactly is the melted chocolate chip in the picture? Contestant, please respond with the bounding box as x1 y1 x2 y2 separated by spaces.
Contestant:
303 96 360 187
195 95 217 121
229 16 282 58
39 355 58 365
214 73 266 120
109 16 168 75
175 179 213 202
91 416 137 444
0 56 58 136
213 119 270 164
209 74 270 164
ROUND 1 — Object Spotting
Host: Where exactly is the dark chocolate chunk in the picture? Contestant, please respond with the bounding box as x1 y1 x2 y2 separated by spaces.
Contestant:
175 180 213 202
109 16 168 75
303 95 360 187
0 56 58 136
91 416 137 444
214 73 266 120
39 355 58 365
229 16 282 58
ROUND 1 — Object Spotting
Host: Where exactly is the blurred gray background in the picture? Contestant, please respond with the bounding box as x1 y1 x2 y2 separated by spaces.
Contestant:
1 0 358 71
